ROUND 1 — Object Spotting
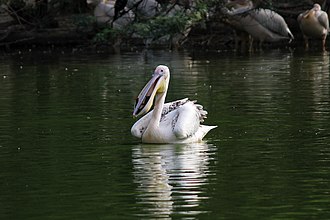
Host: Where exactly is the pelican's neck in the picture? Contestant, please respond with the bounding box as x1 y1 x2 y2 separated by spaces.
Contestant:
304 9 315 19
149 92 166 128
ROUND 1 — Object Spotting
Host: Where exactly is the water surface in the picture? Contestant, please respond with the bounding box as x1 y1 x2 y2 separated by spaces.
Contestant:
0 49 329 219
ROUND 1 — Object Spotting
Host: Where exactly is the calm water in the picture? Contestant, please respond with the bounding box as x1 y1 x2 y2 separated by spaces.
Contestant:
0 49 329 219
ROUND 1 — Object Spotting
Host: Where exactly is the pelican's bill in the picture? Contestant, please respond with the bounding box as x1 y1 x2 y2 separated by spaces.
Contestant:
133 73 164 117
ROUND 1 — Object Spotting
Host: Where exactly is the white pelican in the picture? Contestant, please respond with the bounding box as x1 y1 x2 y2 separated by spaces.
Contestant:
223 0 294 50
297 3 329 51
131 65 217 144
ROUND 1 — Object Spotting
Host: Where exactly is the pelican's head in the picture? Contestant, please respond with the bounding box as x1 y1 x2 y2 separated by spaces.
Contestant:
304 3 321 18
133 65 170 117
313 3 321 11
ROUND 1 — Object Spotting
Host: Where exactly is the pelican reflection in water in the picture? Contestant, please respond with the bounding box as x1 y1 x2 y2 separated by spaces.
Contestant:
131 65 217 144
132 142 215 218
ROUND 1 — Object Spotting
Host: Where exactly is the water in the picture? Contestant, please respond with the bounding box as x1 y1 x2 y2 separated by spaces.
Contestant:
0 49 329 219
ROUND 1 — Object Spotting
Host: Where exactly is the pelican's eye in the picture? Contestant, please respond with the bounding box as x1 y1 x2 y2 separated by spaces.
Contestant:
160 69 168 79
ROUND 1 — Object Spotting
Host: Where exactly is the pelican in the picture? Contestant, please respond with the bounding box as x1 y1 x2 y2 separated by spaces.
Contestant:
86 0 134 29
131 65 217 144
297 3 329 51
223 0 294 50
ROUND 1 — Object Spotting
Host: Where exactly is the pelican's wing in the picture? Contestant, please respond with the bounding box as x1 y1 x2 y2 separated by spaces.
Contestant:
251 9 293 39
317 11 329 30
161 98 189 119
131 98 189 138
173 101 207 139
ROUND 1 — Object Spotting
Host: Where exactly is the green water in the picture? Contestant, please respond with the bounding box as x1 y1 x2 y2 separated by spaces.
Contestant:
0 49 329 219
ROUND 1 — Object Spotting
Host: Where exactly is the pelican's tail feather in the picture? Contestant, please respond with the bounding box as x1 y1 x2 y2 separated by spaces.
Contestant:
196 125 218 142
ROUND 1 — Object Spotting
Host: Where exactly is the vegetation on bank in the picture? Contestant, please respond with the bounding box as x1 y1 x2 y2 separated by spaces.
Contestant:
0 0 328 51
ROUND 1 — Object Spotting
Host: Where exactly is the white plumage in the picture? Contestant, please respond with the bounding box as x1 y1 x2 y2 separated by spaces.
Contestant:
131 65 217 144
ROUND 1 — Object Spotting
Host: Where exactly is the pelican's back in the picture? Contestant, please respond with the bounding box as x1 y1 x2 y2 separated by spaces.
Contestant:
251 9 293 39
